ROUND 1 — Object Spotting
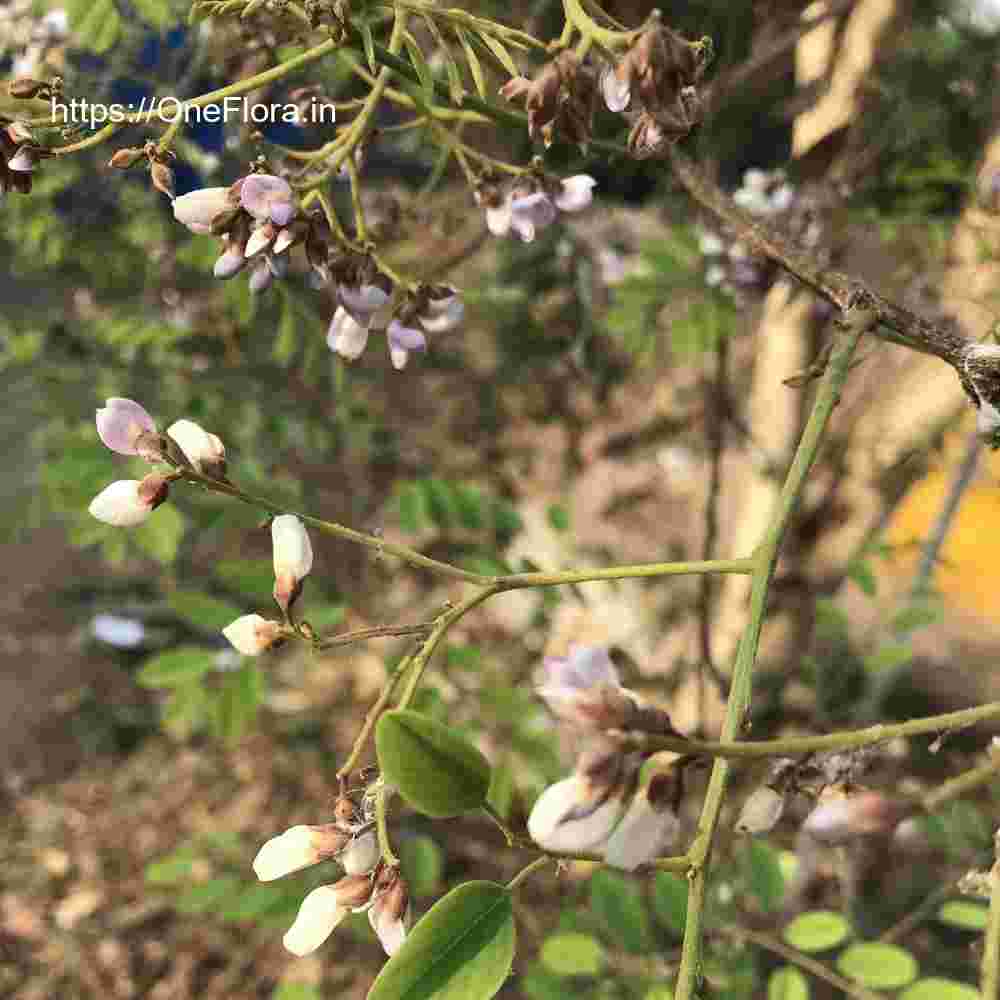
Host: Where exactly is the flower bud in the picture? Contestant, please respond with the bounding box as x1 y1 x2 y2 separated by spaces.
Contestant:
96 397 157 456
802 788 911 844
272 514 314 613
735 785 785 835
88 474 169 527
369 871 411 955
341 831 379 875
150 160 176 200
108 147 145 169
527 772 627 854
172 187 234 234
282 885 350 956
253 823 351 881
166 418 226 476
222 614 285 655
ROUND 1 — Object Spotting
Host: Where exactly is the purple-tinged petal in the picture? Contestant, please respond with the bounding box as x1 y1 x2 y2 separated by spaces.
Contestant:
600 65 630 113
240 174 294 220
338 283 390 320
555 175 596 213
213 244 247 279
510 191 556 242
269 199 296 226
388 320 426 352
248 260 273 294
419 295 464 333
96 397 156 455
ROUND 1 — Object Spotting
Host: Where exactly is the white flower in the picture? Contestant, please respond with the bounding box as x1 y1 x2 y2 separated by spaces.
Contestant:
167 419 225 474
527 775 626 853
282 885 350 956
253 824 350 881
88 477 167 527
222 614 284 656
272 514 313 612
600 65 631 112
91 614 145 648
735 786 785 835
509 191 557 243
172 187 232 235
603 791 680 871
387 320 426 371
554 175 597 213
327 306 371 360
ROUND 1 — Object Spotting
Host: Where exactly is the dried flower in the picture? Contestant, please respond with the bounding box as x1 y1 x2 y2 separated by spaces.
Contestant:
500 52 587 142
222 614 286 656
271 514 314 613
369 870 411 956
88 474 169 527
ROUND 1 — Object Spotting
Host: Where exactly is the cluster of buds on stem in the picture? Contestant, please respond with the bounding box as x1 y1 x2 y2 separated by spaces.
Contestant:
527 645 682 869
499 51 597 148
253 793 411 956
600 14 710 158
325 261 464 369
1 119 47 198
475 167 596 243
87 397 226 528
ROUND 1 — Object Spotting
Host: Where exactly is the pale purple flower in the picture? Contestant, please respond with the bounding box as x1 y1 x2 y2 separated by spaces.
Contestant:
327 306 370 360
239 174 297 226
417 288 464 334
603 788 680 871
213 241 247 279
509 191 557 243
554 175 596 213
172 187 232 235
90 614 146 648
338 283 390 326
7 147 37 173
248 258 273 294
387 319 427 370
96 397 156 456
539 645 620 699
600 65 631 112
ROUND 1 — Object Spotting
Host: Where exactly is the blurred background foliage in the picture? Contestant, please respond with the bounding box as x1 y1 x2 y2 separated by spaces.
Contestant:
2 0 1000 998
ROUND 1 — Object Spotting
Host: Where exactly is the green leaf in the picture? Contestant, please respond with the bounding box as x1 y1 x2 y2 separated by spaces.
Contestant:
273 984 323 1000
864 640 912 674
130 0 173 28
376 710 491 818
212 663 263 745
422 14 464 104
486 758 515 821
144 850 195 885
404 32 435 99
547 504 570 532
215 557 280 603
137 646 214 688
743 839 785 913
836 942 918 989
847 560 877 597
540 933 604 977
478 33 519 77
367 881 515 1000
400 836 445 897
361 21 377 73
134 503 185 563
937 900 989 931
767 967 810 1000
589 870 650 953
167 590 243 632
900 979 981 1000
454 26 487 99
782 911 850 953
219 884 290 921
176 876 243 914
652 872 688 937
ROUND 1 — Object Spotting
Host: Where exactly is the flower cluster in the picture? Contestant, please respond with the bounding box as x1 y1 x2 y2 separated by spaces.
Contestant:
599 16 709 158
527 645 681 870
172 173 308 294
475 174 596 242
253 794 411 956
498 51 597 148
327 279 464 370
88 398 226 528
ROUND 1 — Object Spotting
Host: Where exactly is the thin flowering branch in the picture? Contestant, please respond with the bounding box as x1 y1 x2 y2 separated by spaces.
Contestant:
674 309 874 1000
316 623 435 650
616 699 1000 760
922 750 1000 812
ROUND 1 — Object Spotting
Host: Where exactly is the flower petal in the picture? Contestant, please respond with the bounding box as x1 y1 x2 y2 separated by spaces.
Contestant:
88 480 153 527
172 187 232 234
555 175 596 213
283 886 348 956
96 398 156 456
327 307 370 360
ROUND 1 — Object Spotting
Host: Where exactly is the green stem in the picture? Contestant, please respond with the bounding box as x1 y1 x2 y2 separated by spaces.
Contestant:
375 783 400 866
562 0 634 49
923 751 1000 812
495 558 754 590
620 699 1000 760
673 310 875 1000
507 856 551 891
